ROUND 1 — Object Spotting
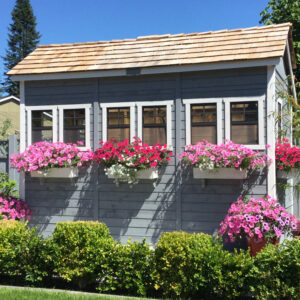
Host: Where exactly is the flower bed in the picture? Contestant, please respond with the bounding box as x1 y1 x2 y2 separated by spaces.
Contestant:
218 195 297 243
94 138 173 185
181 140 271 178
10 142 94 177
276 139 300 178
0 196 32 220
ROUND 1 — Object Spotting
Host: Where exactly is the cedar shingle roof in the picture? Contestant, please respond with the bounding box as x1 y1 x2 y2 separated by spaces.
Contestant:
8 23 295 76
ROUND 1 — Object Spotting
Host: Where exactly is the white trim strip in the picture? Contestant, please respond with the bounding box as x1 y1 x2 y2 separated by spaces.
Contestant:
267 66 276 198
0 95 20 103
19 81 25 201
100 102 136 108
135 100 174 107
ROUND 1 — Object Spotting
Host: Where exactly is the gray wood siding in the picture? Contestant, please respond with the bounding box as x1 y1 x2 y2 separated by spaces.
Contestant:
24 67 269 243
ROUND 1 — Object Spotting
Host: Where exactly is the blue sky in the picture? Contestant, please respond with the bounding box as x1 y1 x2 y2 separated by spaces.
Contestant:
0 0 269 80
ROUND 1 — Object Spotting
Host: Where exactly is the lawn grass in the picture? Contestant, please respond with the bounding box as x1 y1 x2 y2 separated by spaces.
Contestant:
0 287 154 300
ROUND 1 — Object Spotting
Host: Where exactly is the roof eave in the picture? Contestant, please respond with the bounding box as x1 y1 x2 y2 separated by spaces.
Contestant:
9 57 281 82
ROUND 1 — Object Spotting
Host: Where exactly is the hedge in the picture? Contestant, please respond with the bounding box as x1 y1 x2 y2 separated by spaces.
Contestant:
0 221 299 299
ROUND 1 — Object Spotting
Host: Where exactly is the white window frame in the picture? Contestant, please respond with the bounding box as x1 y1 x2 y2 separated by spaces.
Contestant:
100 102 136 143
183 98 223 145
224 96 265 150
58 104 91 150
136 100 173 147
26 105 58 146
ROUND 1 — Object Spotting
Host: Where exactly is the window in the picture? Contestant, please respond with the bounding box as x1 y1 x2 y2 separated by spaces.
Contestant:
225 96 264 149
101 103 135 142
63 109 86 145
59 104 91 149
107 107 130 142
137 101 173 146
32 110 54 143
142 106 167 145
191 104 217 144
230 102 258 144
183 99 222 145
26 106 57 146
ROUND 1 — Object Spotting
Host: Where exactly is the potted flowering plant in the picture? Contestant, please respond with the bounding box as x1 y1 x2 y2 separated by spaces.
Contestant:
218 195 298 256
180 140 271 179
94 138 173 185
0 196 32 221
10 141 94 178
276 139 300 179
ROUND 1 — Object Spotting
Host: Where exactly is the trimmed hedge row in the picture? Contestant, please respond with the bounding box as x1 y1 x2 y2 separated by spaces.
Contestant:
0 220 299 299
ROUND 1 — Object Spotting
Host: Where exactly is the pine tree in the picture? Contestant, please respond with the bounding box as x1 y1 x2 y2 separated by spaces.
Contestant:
2 0 40 96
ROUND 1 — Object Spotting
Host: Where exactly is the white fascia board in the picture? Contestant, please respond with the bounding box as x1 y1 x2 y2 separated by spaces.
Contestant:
286 39 297 103
0 95 20 103
10 58 280 82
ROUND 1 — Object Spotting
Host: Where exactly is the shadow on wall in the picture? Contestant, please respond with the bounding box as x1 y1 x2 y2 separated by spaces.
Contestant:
97 164 177 245
26 164 98 237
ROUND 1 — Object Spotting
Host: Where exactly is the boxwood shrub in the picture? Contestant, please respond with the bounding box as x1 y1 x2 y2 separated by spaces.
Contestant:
249 238 300 300
153 231 253 299
0 220 54 285
98 239 154 297
52 221 114 289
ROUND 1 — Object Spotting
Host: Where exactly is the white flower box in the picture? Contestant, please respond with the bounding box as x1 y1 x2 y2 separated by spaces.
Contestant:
31 167 79 178
277 169 298 179
193 167 248 179
107 168 158 180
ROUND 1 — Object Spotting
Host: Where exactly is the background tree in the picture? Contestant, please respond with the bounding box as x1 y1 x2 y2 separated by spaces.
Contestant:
260 0 300 80
2 0 40 97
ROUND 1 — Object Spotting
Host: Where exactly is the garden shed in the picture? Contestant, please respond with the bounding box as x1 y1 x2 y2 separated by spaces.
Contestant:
8 23 298 243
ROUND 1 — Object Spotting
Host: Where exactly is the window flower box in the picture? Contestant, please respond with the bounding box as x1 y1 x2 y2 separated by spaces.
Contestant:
31 167 79 178
95 138 172 185
108 167 158 180
193 167 247 179
277 169 298 179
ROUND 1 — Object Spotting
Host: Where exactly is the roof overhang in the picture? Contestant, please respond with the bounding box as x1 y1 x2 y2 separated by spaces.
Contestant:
10 57 281 82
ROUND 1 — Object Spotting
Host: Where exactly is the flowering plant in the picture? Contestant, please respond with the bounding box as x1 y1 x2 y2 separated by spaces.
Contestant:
0 196 32 220
10 141 94 174
276 139 300 172
218 195 298 242
94 138 173 184
180 140 271 171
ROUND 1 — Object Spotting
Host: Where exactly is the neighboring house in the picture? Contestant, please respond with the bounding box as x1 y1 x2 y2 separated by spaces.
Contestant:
7 23 298 243
0 95 20 136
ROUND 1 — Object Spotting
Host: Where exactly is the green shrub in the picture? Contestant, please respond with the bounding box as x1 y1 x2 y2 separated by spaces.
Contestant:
0 220 54 285
52 221 114 289
249 238 300 300
98 239 154 297
153 231 252 299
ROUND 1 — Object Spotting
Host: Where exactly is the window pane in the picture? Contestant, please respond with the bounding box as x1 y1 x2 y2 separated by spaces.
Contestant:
64 109 85 145
231 124 258 144
143 107 155 124
191 126 216 144
191 104 216 123
143 127 166 145
108 128 130 142
231 102 258 144
119 108 130 125
64 129 85 145
31 110 53 143
32 130 53 143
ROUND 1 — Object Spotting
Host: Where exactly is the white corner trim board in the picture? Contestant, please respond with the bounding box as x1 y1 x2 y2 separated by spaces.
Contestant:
19 81 26 201
100 102 136 142
183 98 223 145
267 66 277 198
224 95 265 150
